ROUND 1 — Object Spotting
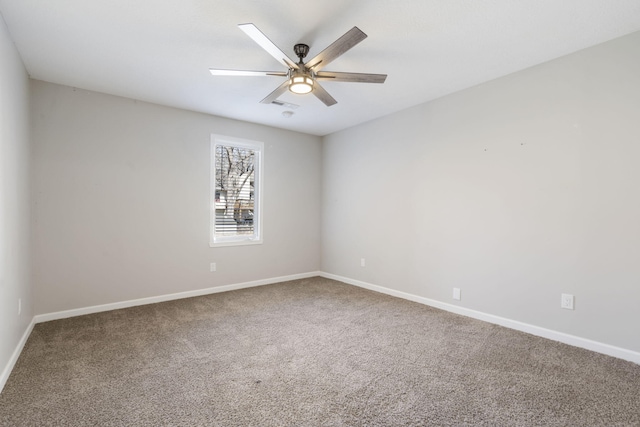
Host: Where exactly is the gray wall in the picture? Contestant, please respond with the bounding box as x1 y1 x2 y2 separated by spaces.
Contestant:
0 17 32 381
322 31 640 352
31 81 322 314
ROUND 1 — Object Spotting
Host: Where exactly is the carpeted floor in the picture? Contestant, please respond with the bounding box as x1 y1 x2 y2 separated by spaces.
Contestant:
1 277 639 426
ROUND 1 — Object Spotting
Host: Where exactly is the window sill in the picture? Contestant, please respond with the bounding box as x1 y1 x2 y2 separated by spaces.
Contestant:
209 238 263 248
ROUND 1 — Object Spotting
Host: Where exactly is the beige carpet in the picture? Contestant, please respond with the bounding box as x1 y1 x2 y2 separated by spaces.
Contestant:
1 277 639 426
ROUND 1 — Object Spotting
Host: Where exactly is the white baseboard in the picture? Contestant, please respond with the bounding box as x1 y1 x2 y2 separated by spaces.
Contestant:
320 272 640 365
0 319 35 394
34 271 320 324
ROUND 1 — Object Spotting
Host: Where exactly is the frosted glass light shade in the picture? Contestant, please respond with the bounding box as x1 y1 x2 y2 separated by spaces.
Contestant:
289 76 314 94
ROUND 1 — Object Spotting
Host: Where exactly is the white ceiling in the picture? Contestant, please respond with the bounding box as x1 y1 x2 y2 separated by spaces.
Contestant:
1 1 640 136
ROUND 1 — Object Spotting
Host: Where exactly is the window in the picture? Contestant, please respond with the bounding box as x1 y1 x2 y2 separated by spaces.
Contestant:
210 135 263 246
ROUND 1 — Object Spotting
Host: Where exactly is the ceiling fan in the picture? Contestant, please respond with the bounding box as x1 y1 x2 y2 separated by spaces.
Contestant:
209 23 387 106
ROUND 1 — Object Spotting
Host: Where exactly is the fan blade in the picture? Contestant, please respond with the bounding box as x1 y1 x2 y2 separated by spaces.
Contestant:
238 23 299 70
209 69 288 77
305 27 367 72
260 80 290 104
315 71 387 83
312 81 337 106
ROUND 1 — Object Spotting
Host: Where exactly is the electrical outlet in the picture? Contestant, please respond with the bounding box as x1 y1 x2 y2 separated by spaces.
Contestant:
18 298 21 315
210 262 217 272
561 293 574 310
453 288 461 301
360 258 366 267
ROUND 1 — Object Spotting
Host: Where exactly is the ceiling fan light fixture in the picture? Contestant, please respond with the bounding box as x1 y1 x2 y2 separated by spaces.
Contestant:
210 24 386 106
289 75 314 94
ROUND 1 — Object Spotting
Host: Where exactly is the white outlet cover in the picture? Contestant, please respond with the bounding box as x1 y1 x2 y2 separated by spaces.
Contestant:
210 263 216 272
453 288 461 301
561 293 574 310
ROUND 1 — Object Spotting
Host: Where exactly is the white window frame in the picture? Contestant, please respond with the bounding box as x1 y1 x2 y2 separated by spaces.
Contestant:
210 134 264 247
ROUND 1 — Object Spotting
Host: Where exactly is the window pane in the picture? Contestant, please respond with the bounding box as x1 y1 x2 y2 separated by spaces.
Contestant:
215 145 255 236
